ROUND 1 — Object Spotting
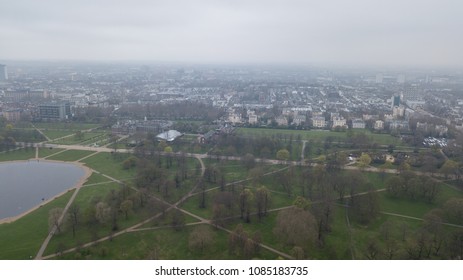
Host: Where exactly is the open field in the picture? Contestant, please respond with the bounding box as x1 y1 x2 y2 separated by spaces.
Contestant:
33 123 101 131
236 127 403 146
46 150 97 162
1 145 462 260
0 148 35 162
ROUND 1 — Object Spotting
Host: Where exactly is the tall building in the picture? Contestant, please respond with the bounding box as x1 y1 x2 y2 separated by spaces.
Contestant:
0 64 7 81
39 103 71 120
391 94 401 108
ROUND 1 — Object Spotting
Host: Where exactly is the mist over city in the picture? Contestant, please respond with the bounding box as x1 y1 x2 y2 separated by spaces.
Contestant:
1 0 463 266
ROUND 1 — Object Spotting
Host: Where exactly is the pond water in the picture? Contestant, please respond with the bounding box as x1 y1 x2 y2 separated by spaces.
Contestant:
0 160 86 221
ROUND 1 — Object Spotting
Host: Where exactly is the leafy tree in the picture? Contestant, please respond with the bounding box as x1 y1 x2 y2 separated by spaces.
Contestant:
440 159 459 179
122 156 138 170
443 198 463 224
255 186 270 219
350 188 380 225
276 149 290 161
358 153 372 168
120 199 133 219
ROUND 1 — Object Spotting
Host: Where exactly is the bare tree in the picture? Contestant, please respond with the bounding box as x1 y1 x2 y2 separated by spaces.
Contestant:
48 208 64 234
189 225 215 253
67 204 80 238
239 188 254 223
273 207 317 249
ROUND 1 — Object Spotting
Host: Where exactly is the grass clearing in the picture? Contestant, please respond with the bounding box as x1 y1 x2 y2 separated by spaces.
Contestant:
47 150 97 162
0 148 35 162
0 191 74 259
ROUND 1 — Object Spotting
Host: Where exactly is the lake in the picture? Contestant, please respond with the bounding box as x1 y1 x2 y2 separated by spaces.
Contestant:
0 160 87 221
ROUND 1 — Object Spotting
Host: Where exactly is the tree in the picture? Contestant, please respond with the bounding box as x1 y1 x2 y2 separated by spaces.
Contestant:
239 188 254 223
291 246 305 260
255 186 270 220
95 202 111 224
440 159 459 179
74 130 84 140
447 229 463 259
171 209 185 231
242 153 256 169
189 225 215 253
273 207 317 249
228 224 248 256
67 204 81 238
48 208 64 234
120 199 133 219
423 209 446 256
350 188 380 225
365 237 382 260
122 156 138 170
276 149 290 161
358 153 372 168
443 198 463 224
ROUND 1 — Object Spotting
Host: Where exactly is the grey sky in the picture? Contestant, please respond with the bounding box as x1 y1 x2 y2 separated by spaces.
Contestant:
1 0 462 67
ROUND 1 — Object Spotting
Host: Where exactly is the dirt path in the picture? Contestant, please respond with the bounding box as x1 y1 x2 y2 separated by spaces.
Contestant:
35 164 92 259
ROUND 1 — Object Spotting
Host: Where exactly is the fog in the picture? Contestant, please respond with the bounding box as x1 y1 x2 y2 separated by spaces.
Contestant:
1 0 462 67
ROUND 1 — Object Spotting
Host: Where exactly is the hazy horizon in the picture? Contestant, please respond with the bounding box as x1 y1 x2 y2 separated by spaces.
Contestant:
1 0 462 68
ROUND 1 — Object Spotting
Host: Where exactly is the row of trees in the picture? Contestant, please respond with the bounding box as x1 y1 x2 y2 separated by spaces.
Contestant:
386 171 441 202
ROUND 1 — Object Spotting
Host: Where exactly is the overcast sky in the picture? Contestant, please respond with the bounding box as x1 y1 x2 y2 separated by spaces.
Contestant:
1 0 462 67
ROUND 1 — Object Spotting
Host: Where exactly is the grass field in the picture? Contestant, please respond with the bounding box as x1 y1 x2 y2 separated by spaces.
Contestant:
81 152 136 181
0 148 35 162
38 147 64 158
0 191 74 259
1 143 462 259
40 130 76 140
236 127 402 146
33 123 100 130
46 150 97 162
50 132 108 145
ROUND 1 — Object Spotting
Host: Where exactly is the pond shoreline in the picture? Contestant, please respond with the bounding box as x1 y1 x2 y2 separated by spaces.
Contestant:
0 159 92 224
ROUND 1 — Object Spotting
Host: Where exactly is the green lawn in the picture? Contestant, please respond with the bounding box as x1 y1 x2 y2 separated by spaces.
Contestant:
0 191 74 259
50 132 107 145
33 122 100 130
53 224 275 260
38 148 64 158
40 130 76 140
0 148 35 162
81 152 136 181
47 150 97 162
237 127 402 146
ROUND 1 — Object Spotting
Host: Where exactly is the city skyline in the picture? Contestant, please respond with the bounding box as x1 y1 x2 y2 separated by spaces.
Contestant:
1 0 462 68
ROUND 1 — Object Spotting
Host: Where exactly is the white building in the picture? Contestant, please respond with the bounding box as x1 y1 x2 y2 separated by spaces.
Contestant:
292 115 306 126
332 117 347 128
374 120 384 130
228 112 242 125
156 130 183 142
275 115 288 126
248 113 258 124
312 116 326 128
351 118 366 129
